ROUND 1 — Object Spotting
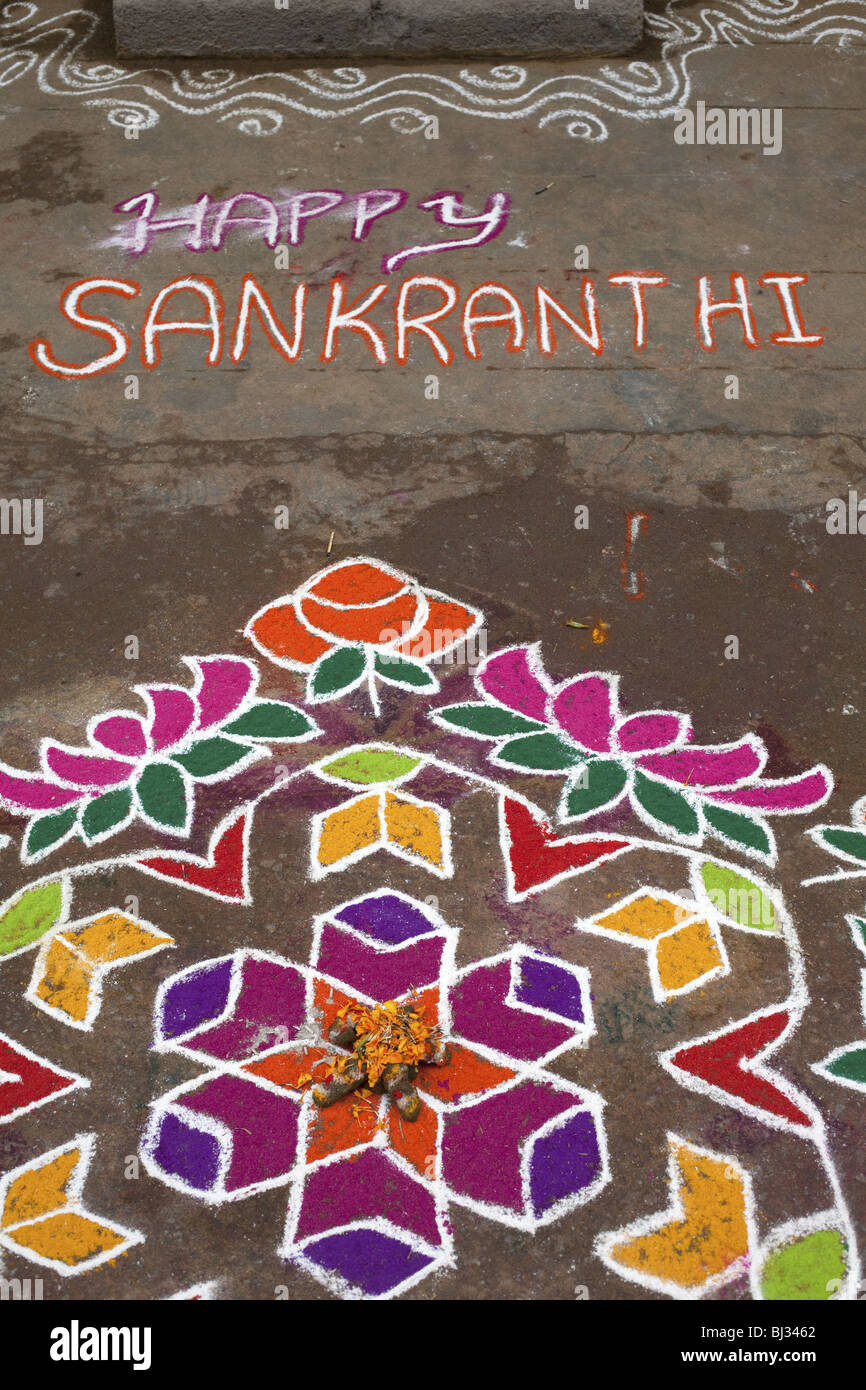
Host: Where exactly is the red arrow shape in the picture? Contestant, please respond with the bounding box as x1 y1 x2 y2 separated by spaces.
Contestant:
502 796 630 897
667 1010 812 1129
0 1036 84 1120
136 809 250 902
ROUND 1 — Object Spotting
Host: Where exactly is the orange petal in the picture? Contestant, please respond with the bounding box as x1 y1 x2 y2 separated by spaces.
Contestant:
243 1047 332 1089
250 602 332 667
415 1043 515 1104
306 1094 378 1164
388 1099 438 1176
300 591 418 644
308 560 407 606
393 596 480 659
313 979 360 1036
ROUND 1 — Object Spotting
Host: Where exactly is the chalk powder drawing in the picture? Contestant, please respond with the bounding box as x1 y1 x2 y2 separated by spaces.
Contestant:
0 1 864 141
0 557 861 1299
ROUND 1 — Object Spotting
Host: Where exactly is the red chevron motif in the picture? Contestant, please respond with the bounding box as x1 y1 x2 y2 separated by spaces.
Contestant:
666 1010 812 1129
136 809 250 902
502 796 630 898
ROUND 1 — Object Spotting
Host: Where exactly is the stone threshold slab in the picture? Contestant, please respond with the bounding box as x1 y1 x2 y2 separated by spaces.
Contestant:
113 0 644 58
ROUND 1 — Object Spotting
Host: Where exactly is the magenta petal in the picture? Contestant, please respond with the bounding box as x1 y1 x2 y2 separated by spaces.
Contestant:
477 647 549 721
146 687 197 751
638 740 764 788
617 712 685 754
713 767 831 813
43 745 134 789
193 658 256 730
92 714 148 758
552 675 616 754
0 768 82 812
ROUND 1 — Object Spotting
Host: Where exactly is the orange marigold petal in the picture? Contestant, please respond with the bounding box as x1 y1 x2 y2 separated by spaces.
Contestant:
251 603 332 667
300 592 419 645
394 596 480 659
308 561 407 606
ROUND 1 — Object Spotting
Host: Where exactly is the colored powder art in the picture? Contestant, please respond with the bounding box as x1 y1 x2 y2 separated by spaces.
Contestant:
0 556 862 1300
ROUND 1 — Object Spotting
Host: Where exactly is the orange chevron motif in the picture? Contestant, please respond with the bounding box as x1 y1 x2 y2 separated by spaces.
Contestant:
27 911 173 1030
0 1133 143 1275
595 1136 752 1297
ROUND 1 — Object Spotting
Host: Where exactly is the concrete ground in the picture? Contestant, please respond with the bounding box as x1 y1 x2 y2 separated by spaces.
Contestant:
0 0 864 1304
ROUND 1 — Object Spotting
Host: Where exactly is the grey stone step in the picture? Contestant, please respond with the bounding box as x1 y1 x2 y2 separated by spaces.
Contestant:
113 0 643 59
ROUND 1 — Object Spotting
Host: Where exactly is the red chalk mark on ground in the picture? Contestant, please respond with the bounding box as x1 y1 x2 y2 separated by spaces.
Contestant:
503 797 630 895
0 1038 79 1117
136 810 248 900
668 1010 812 1128
790 569 817 595
243 1046 331 1091
621 511 650 600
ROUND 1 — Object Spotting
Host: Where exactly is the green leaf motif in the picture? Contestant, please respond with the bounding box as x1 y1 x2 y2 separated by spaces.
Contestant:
223 702 317 740
434 704 546 738
173 737 254 779
308 647 367 700
80 787 133 843
137 762 190 831
0 881 64 956
319 747 422 786
374 653 437 689
760 1230 847 1302
633 772 700 837
819 827 866 864
25 807 79 859
700 862 776 930
824 1045 866 1087
849 916 866 954
703 803 772 857
495 732 583 773
562 759 628 818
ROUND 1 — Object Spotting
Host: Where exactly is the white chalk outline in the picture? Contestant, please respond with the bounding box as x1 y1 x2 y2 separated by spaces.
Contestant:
3 0 864 146
309 786 454 881
594 1134 757 1300
812 914 866 1093
312 741 424 791
0 1029 89 1123
659 1005 816 1135
577 888 730 1002
7 653 319 865
142 889 610 1295
435 642 833 868
131 802 256 905
752 1209 855 1301
0 1132 144 1277
26 908 174 1032
166 1280 221 1299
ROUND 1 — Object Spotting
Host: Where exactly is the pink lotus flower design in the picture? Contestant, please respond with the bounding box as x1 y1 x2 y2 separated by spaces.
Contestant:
433 645 832 864
0 656 319 863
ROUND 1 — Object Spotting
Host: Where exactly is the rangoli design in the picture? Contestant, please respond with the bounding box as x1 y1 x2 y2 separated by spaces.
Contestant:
0 555 862 1300
0 1 864 142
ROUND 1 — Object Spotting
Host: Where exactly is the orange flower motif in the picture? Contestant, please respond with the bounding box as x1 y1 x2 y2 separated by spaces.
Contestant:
245 556 483 711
